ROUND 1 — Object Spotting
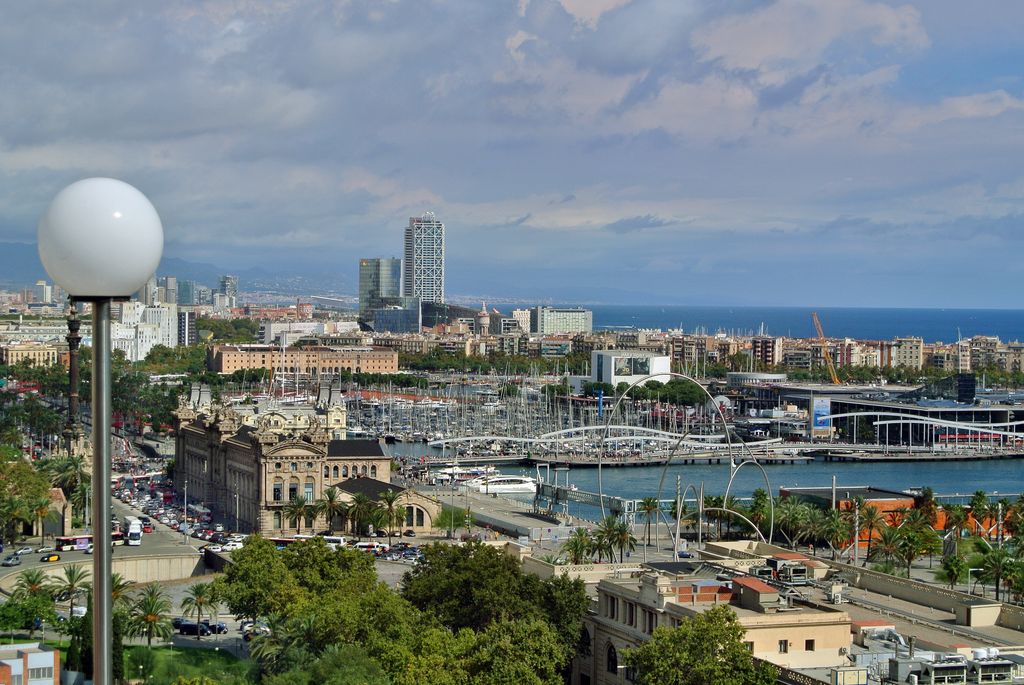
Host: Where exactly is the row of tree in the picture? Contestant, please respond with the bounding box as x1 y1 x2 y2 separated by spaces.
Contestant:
276 486 406 543
210 535 589 684
7 563 220 680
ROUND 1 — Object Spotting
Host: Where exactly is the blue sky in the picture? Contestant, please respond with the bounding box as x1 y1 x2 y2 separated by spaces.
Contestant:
1 1 1023 307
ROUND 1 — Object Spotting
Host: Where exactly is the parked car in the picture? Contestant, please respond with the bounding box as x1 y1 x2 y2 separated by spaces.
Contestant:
178 621 211 637
1 555 21 567
40 553 60 563
205 545 223 553
171 617 185 629
221 542 242 552
201 620 229 634
403 529 417 537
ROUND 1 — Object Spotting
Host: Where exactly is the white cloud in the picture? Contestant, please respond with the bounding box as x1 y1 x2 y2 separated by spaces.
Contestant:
618 75 758 140
557 0 635 29
693 0 928 85
891 90 1024 132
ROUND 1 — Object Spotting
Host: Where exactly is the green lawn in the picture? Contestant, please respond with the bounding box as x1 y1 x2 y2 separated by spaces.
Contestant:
125 646 255 684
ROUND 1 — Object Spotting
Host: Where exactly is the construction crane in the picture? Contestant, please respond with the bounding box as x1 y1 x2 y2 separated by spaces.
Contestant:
811 311 841 385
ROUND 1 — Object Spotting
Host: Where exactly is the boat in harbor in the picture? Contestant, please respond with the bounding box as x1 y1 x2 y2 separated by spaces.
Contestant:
463 474 538 494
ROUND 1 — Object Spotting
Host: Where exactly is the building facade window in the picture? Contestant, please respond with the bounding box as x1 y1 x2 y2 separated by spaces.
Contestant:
333 465 340 479
304 479 314 501
804 639 815 652
370 465 377 477
778 640 789 654
343 466 349 477
273 511 282 529
289 480 298 500
606 644 618 674
273 480 282 502
416 508 424 527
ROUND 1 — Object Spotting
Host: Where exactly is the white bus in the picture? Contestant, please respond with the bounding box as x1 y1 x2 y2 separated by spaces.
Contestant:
322 535 347 550
125 516 143 546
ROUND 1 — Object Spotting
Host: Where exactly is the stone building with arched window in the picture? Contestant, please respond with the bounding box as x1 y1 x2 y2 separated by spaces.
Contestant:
173 401 394 535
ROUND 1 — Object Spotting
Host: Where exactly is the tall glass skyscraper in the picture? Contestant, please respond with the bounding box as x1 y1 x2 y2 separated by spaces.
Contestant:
359 257 402 316
402 212 445 304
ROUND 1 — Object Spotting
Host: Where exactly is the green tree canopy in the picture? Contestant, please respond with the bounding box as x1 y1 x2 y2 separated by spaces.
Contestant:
623 604 777 685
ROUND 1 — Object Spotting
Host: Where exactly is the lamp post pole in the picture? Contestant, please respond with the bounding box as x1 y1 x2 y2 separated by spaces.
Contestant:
91 298 113 683
38 177 163 685
183 480 189 544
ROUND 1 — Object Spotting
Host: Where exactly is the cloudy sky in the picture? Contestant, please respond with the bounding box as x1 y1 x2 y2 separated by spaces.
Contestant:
2 1 1023 307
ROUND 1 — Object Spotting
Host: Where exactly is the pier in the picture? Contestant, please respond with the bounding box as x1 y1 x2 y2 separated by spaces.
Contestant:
811 448 1024 463
420 450 812 468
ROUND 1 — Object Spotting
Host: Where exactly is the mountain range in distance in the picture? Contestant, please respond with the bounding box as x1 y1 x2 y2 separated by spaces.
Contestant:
0 241 351 297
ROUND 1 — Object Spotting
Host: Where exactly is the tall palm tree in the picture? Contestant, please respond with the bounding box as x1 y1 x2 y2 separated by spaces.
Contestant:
561 527 593 565
180 582 219 641
282 496 310 535
916 487 938 528
52 564 91 619
13 568 52 600
27 495 55 545
980 548 1016 602
593 516 618 563
0 497 32 545
128 583 174 647
941 553 967 591
611 519 637 563
638 497 660 549
859 505 887 566
871 525 904 570
818 509 851 560
748 488 770 539
776 498 811 549
944 504 968 541
378 489 402 546
970 490 989 535
348 493 376 538
110 572 135 609
45 455 88 496
316 487 346 534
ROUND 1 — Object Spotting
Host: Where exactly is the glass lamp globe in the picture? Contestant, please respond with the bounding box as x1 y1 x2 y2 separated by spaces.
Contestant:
38 177 163 298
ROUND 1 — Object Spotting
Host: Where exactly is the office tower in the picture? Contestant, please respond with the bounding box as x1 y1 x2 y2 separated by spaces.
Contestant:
402 212 445 304
359 258 402 316
195 285 213 306
138 276 158 305
178 280 196 306
219 275 238 297
219 274 238 308
160 276 178 305
511 308 532 333
532 306 593 334
34 280 53 304
178 310 197 346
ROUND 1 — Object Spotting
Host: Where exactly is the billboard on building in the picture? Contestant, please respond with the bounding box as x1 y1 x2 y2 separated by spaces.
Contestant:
614 356 651 377
812 397 832 432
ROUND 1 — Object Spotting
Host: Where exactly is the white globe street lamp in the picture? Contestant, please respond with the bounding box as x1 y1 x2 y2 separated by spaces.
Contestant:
38 177 163 685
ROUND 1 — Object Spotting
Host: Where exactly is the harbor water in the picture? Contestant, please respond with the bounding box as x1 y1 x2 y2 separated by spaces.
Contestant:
387 442 1024 520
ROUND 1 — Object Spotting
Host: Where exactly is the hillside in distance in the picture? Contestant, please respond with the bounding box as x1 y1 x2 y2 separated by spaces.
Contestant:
0 242 350 296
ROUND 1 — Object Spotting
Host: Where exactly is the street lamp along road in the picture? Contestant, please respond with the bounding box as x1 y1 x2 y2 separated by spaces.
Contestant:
38 177 164 685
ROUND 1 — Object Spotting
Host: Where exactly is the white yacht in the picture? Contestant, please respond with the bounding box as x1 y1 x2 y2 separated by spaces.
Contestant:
463 475 538 494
